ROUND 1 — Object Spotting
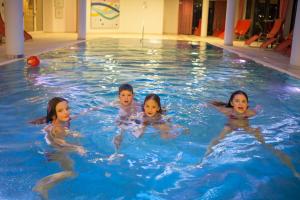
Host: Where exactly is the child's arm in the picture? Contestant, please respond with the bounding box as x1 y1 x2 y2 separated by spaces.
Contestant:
158 123 175 139
29 116 47 125
246 105 262 117
152 122 180 139
50 128 86 155
131 123 146 138
209 101 231 115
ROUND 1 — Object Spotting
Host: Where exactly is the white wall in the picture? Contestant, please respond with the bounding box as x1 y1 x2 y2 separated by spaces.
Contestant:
163 0 179 34
43 0 53 32
87 0 164 34
65 0 77 32
43 0 166 34
43 0 76 33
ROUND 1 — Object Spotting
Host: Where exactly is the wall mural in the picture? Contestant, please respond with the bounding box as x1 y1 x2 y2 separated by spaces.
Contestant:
90 0 120 29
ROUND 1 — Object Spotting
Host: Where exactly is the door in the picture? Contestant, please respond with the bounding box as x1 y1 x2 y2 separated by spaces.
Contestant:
178 0 193 34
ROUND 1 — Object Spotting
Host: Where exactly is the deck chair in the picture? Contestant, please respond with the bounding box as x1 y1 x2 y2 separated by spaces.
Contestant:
274 33 293 55
0 13 33 42
235 19 251 39
245 19 282 46
218 19 251 39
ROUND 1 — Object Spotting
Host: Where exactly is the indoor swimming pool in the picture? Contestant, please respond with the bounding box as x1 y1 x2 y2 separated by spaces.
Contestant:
0 38 300 199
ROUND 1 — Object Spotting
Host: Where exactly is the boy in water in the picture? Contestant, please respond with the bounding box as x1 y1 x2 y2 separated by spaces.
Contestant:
113 84 141 150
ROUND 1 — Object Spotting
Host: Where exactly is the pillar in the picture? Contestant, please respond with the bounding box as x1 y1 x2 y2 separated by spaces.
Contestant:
200 0 209 37
4 0 24 58
290 1 300 66
77 0 87 40
224 0 237 46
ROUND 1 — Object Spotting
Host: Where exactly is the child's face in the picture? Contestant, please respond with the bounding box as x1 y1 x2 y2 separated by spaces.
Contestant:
230 94 248 114
144 99 160 117
119 90 133 107
54 101 70 122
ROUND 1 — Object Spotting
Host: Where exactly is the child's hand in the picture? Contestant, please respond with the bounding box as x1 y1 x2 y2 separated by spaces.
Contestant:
76 146 87 156
254 105 262 113
198 103 208 108
161 133 177 139
72 132 83 138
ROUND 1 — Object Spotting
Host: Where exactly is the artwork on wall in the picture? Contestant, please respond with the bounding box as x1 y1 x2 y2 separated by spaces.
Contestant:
90 0 120 29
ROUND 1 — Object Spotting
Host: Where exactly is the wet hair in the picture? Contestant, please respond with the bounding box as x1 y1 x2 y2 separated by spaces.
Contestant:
46 97 68 123
226 90 249 108
118 83 133 95
142 93 162 114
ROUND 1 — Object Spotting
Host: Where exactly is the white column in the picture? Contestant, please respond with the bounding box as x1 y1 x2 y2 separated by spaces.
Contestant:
4 0 24 58
290 1 300 66
224 0 237 46
77 0 87 40
200 0 209 37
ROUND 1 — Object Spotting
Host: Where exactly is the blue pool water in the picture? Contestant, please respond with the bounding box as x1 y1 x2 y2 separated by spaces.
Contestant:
0 38 300 200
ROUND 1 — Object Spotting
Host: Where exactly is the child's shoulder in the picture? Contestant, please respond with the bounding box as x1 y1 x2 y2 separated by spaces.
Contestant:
44 124 53 133
245 109 256 117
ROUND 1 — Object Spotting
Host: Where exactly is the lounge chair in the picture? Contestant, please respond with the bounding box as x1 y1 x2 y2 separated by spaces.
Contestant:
235 19 251 39
218 19 251 39
274 33 293 56
245 18 282 46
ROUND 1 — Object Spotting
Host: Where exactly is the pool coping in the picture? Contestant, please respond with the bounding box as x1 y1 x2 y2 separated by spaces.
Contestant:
210 42 300 80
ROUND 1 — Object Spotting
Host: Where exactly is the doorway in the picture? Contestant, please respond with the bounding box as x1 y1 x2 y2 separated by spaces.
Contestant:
23 0 43 32
178 0 193 34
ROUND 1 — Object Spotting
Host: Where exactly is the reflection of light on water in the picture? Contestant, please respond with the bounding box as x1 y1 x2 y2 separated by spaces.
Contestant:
286 86 300 93
146 49 158 55
149 39 162 44
104 55 113 58
189 41 199 46
237 59 246 63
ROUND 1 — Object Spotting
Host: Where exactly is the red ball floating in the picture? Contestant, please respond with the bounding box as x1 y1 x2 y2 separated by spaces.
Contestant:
27 56 40 67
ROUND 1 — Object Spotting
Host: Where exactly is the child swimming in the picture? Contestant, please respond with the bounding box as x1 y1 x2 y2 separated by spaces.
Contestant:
33 97 86 199
113 83 141 150
206 90 299 178
132 93 187 139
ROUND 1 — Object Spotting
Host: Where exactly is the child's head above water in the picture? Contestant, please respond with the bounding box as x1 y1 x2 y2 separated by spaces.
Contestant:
118 83 134 107
46 97 70 123
227 90 249 114
142 94 162 117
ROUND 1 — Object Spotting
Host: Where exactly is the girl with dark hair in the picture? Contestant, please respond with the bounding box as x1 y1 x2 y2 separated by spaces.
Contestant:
207 90 259 155
131 93 187 139
206 90 299 178
42 97 85 153
33 97 85 199
210 90 254 119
